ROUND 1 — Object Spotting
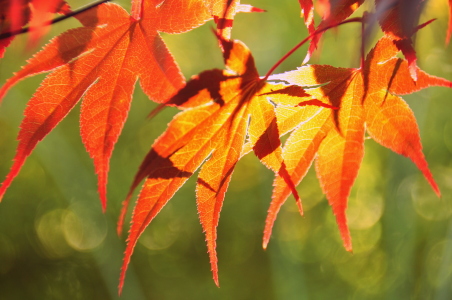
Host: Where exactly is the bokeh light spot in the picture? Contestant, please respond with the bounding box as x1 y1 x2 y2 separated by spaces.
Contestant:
139 216 180 251
63 203 107 252
336 249 387 290
35 209 73 258
347 192 384 230
426 239 452 288
349 223 382 254
411 167 452 221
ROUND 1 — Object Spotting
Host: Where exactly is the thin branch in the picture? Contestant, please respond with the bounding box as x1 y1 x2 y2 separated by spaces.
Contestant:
360 13 367 69
262 17 363 81
0 0 111 41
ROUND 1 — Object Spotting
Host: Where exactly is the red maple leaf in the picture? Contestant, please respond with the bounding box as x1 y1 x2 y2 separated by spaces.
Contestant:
0 1 213 210
298 0 315 35
264 35 452 251
374 0 426 80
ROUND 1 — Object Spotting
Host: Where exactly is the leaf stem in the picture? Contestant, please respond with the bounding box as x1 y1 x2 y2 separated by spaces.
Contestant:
0 0 111 41
262 17 363 81
360 13 367 69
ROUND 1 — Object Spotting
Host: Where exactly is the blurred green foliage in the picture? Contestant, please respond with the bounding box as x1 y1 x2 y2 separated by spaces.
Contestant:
1 0 452 299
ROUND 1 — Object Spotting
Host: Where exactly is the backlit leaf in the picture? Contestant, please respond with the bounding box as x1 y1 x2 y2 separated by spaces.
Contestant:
265 35 452 251
118 37 327 292
0 1 212 210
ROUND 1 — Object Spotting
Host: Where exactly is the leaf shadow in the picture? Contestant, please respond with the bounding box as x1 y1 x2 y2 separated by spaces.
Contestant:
362 46 403 106
382 58 402 102
197 162 235 195
313 66 355 135
260 85 311 99
56 4 101 74
132 148 193 189
253 116 280 159
173 69 232 107
148 69 237 119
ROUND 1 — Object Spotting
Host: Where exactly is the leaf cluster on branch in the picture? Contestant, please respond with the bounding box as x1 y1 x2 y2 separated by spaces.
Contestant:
0 0 451 293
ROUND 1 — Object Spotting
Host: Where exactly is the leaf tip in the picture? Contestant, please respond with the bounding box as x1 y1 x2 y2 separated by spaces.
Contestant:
250 7 266 13
100 194 107 213
302 52 311 65
296 198 304 216
433 184 441 198
96 171 109 212
426 171 441 198
118 282 124 296
116 223 123 237
335 208 353 252
119 230 137 296
208 246 220 286
344 241 353 253
117 193 133 237
118 271 128 296
278 162 303 210
0 161 24 204
207 241 220 287
118 257 128 296
0 183 7 202
262 219 273 250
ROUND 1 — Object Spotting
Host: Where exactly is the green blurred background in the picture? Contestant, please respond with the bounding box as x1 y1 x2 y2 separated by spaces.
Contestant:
1 0 452 299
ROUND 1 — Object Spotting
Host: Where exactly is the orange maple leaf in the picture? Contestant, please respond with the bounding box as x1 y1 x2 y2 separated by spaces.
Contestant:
0 1 212 209
264 35 452 251
117 37 332 292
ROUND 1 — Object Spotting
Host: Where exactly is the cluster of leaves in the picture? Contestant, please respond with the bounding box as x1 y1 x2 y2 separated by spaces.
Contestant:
0 0 452 293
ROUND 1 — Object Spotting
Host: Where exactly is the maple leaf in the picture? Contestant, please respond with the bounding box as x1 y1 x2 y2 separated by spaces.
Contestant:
264 35 452 251
369 0 452 79
0 1 213 210
374 0 426 80
298 0 315 35
117 37 332 292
